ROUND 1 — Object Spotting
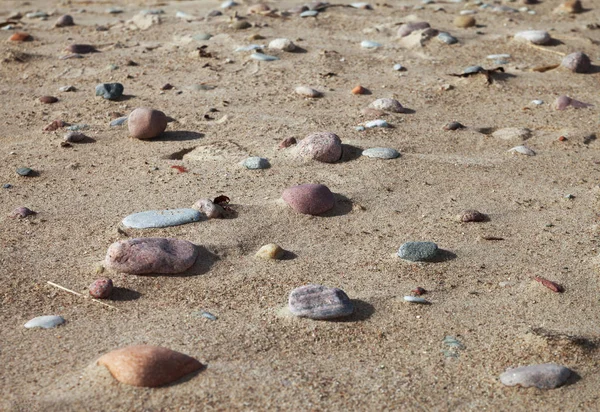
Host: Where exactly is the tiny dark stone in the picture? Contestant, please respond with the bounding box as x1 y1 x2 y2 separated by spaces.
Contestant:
39 96 58 104
444 121 465 131
66 44 97 54
161 83 174 90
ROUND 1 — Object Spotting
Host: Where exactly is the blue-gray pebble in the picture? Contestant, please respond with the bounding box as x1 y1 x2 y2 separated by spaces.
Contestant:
16 167 33 176
243 157 270 169
95 83 124 100
464 65 484 74
362 147 400 159
397 241 439 262
122 208 203 229
438 32 458 45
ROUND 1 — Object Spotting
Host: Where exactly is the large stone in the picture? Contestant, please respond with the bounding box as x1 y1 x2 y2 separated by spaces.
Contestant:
295 132 342 163
397 241 439 262
122 209 202 229
288 284 354 319
561 52 591 73
514 30 551 45
500 363 571 389
282 184 335 215
128 108 168 139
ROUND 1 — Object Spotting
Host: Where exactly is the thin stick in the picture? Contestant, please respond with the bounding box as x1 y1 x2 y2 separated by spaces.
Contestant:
527 43 566 57
47 281 120 310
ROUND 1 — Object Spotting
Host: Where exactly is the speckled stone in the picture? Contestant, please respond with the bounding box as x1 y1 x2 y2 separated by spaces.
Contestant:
561 52 591 73
64 131 87 142
128 108 168 139
24 315 65 329
288 284 354 319
55 14 74 27
104 238 198 275
89 278 113 299
457 209 487 222
500 364 571 389
122 209 202 229
362 147 400 159
243 157 270 169
282 183 335 215
295 132 342 163
295 86 322 98
397 241 439 262
96 83 124 100
368 98 404 113
269 38 296 51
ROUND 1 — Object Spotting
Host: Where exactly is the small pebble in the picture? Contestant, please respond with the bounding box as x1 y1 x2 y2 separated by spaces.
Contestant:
554 95 592 110
59 85 76 92
243 157 270 169
554 0 582 14
234 44 264 52
457 209 487 222
487 54 510 60
232 20 251 30
26 11 49 19
11 206 36 218
279 137 297 148
404 296 429 304
288 285 354 319
248 3 270 13
453 15 476 28
250 53 279 61
8 32 32 42
39 96 58 104
16 167 33 176
561 52 591 73
397 241 439 262
369 98 404 113
24 315 65 329
393 64 406 71
66 44 97 54
398 22 430 37
361 40 381 49
95 83 124 100
128 108 167 139
268 38 296 52
514 30 551 45
437 32 458 44
192 199 224 219
221 1 238 9
300 10 319 17
89 278 113 299
255 243 285 260
531 99 543 105
464 65 484 74
282 184 335 215
295 132 342 163
193 33 213 41
199 311 217 321
295 86 322 98
365 119 390 128
352 85 368 95
500 364 571 389
362 147 400 159
64 132 87 142
55 15 74 27
443 121 465 131
508 146 536 156
67 124 89 131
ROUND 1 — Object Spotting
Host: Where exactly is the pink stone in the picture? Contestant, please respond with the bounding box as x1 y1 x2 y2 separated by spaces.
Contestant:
561 52 591 73
11 206 36 218
128 108 168 139
295 132 342 163
104 238 198 275
282 184 335 215
89 278 113 299
398 22 430 37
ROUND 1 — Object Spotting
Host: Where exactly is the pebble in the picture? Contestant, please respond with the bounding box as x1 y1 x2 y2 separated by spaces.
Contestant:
97 345 203 387
362 147 400 159
437 32 458 44
508 146 536 156
554 95 592 110
352 85 368 95
89 278 113 299
95 83 124 100
193 33 213 41
11 206 36 218
16 167 33 176
351 2 372 9
369 98 404 113
397 241 439 262
457 209 487 222
122 209 203 229
110 116 128 127
232 20 251 30
269 38 296 52
554 0 582 14
24 315 65 329
300 10 319 17
487 54 510 60
500 364 571 389
444 121 465 130
492 127 531 141
243 157 270 169
454 15 476 28
59 85 76 92
288 285 354 319
221 1 238 9
514 30 551 45
66 44 97 54
365 119 390 128
128 108 168 139
531 99 544 105
55 15 74 27
464 65 484 74
282 183 335 215
398 22 431 37
67 124 89 131
106 7 123 14
3 184 12 189
361 40 381 49
295 86 323 98
39 96 58 104
561 52 591 73
295 132 342 163
279 137 297 148
26 11 48 19
393 64 406 71
192 199 224 219
255 243 285 259
8 32 32 42
404 296 429 304
250 53 279 61
105 238 198 275
64 132 87 142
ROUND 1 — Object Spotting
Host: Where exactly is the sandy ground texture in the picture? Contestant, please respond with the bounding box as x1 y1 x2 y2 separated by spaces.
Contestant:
1 0 600 410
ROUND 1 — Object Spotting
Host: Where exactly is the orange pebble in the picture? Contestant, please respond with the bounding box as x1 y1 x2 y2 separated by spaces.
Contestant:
352 85 367 95
558 136 567 141
8 32 32 42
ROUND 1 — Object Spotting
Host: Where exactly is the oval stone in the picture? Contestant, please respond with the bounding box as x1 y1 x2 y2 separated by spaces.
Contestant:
295 86 323 98
362 147 400 159
508 145 535 156
295 132 342 163
89 278 113 299
514 30 551 45
243 157 270 169
255 243 284 259
282 183 335 215
288 284 353 319
104 238 198 275
122 209 202 229
55 14 75 27
268 38 296 51
457 209 487 222
97 345 203 387
397 241 439 262
192 199 224 219
561 52 591 73
24 315 65 329
368 98 404 113
500 363 571 389
128 108 168 139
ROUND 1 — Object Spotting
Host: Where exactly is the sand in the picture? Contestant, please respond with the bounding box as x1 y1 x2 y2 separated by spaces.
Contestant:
1 0 600 410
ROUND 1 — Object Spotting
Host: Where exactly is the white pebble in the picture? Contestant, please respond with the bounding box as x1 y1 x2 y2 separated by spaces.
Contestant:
24 315 65 329
514 30 551 45
404 296 429 304
361 40 381 49
268 38 296 52
531 99 543 105
508 145 536 156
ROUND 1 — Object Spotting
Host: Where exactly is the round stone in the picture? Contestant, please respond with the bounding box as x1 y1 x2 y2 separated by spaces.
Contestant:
457 209 487 222
89 278 113 299
362 147 400 159
55 14 74 27
128 108 168 139
397 241 439 262
95 83 124 100
397 22 430 37
192 199 224 219
122 209 203 229
295 86 322 98
255 243 285 259
295 132 342 163
454 15 476 28
368 98 404 113
104 238 199 275
282 183 335 215
64 131 87 142
243 157 270 169
500 364 571 389
24 315 65 329
268 38 296 51
232 20 251 30
288 284 354 319
514 30 551 45
561 52 591 73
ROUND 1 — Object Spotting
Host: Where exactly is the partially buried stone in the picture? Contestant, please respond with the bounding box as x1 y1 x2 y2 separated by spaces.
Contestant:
243 157 270 169
105 238 198 275
361 40 381 49
365 119 390 128
300 10 319 17
404 296 429 304
454 15 476 28
24 315 65 329
500 364 571 389
250 53 279 61
369 98 404 113
122 209 202 229
457 209 487 222
492 127 531 141
192 199 224 219
269 38 296 51
554 0 582 14
55 14 74 27
398 22 430 37
295 132 342 163
96 83 124 100
11 206 36 218
437 32 458 44
110 116 128 127
282 183 335 215
279 137 296 148
232 20 251 30
89 278 113 299
64 131 87 142
8 32 32 41
66 44 97 54
362 147 400 159
464 65 483 74
561 52 591 73
295 86 322 98
444 121 465 131
508 146 535 156
255 243 285 259
40 96 58 104
16 167 33 176
397 241 439 262
514 30 551 45
128 108 167 139
97 345 203 387
288 285 354 319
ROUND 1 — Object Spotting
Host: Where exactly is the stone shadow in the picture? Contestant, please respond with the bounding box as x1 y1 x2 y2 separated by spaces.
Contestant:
320 193 353 217
338 144 363 162
334 300 375 322
154 131 204 142
110 287 141 301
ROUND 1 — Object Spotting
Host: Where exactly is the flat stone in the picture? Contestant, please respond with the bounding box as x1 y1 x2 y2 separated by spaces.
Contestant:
95 83 124 100
295 132 342 163
243 157 270 169
24 315 65 329
508 145 535 156
282 183 335 215
300 10 319 17
500 364 571 389
361 40 381 48
110 116 128 127
295 86 323 98
514 30 551 45
122 209 202 229
365 119 390 128
404 296 429 304
250 53 279 61
398 22 430 37
464 65 484 74
16 167 33 176
492 127 531 141
369 98 404 113
397 241 439 262
288 284 354 319
255 243 285 259
105 238 198 275
362 147 400 159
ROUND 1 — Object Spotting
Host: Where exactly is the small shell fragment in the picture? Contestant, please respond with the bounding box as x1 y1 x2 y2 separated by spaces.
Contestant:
508 146 535 156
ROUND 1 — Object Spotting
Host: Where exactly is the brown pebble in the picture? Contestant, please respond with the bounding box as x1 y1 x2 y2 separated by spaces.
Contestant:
161 83 174 90
89 278 113 299
558 136 567 142
128 108 168 139
453 15 476 28
555 0 583 14
65 44 97 54
43 119 67 131
534 276 564 293
40 96 58 104
352 85 368 95
412 287 426 296
457 209 487 222
55 14 75 27
8 32 32 42
279 137 297 148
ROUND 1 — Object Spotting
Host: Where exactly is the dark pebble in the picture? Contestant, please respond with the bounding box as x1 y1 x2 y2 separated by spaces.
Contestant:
89 278 113 299
444 121 465 131
39 96 58 104
66 44 97 54
95 83 124 100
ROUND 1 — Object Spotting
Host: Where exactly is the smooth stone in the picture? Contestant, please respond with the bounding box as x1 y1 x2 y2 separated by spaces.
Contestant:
531 100 543 105
561 52 591 73
105 238 198 275
192 199 224 219
508 145 535 156
40 96 58 104
232 20 251 30
393 63 406 71
365 119 390 128
295 86 323 98
89 278 113 299
444 121 465 130
362 147 400 159
250 53 279 61
234 44 264 52
122 209 202 229
26 11 49 19
500 364 571 389
243 157 270 169
110 116 128 127
11 206 36 218
95 83 124 100
404 296 429 304
59 85 76 92
492 127 531 141
350 2 372 8
369 98 404 113
361 40 381 48
55 15 74 27
437 32 458 44
64 132 87 142
295 132 342 163
67 124 88 131
288 285 353 319
514 30 551 45
128 108 167 139
300 10 319 17
16 167 33 176
193 33 213 41
66 44 97 54
464 65 484 74
454 15 476 28
255 243 285 259
24 315 65 329
282 184 335 215
457 209 487 222
397 241 439 262
268 38 296 51
221 1 238 9
459 10 477 15
97 345 203 387
398 22 430 37
487 54 510 59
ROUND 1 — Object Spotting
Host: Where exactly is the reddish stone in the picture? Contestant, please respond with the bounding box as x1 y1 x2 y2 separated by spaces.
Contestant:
282 184 335 215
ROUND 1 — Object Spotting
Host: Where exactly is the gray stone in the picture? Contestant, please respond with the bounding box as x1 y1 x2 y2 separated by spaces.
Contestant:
122 208 203 229
500 364 571 389
464 65 484 74
397 241 439 262
288 285 354 319
16 167 33 176
95 83 124 100
250 53 279 61
24 315 65 329
361 40 381 48
300 10 319 17
437 32 458 44
110 116 128 127
243 157 270 169
362 147 400 159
